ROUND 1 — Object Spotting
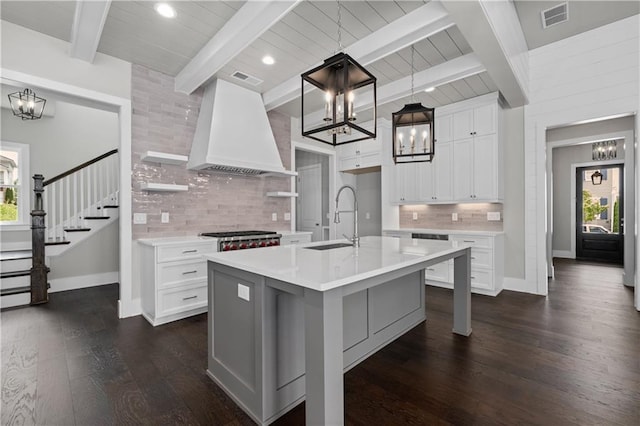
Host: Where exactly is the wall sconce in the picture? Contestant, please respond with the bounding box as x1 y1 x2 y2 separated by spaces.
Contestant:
8 88 46 120
592 140 617 161
591 170 603 185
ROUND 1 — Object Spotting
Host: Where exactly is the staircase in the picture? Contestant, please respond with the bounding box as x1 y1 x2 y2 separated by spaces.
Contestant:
0 150 119 309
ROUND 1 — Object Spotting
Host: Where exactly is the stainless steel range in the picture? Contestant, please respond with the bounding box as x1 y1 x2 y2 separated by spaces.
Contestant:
200 230 281 251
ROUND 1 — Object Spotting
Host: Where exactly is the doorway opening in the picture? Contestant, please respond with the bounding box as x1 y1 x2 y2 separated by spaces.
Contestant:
575 164 623 264
295 150 330 242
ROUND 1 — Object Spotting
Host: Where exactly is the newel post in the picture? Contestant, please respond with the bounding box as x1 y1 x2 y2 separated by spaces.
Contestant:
31 174 48 304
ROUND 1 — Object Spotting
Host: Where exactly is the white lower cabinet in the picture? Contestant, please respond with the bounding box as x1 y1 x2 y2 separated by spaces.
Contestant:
139 238 217 326
280 232 312 245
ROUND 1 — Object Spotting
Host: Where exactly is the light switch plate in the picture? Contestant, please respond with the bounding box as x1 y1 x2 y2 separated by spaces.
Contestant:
284 212 291 221
133 213 147 224
365 212 371 220
412 212 418 220
238 284 250 301
161 212 169 223
487 212 501 221
271 213 277 221
452 213 458 222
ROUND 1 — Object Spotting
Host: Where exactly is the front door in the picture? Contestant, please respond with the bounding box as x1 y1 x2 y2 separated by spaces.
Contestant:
576 165 623 263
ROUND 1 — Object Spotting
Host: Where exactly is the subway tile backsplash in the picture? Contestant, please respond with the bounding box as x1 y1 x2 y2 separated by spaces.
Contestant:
399 203 503 231
131 65 291 239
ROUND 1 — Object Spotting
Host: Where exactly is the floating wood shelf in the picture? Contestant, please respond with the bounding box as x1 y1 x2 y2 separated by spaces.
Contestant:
141 183 188 192
141 151 188 165
265 191 298 198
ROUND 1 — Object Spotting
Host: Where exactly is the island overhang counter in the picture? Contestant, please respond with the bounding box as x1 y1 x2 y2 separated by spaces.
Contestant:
203 236 472 425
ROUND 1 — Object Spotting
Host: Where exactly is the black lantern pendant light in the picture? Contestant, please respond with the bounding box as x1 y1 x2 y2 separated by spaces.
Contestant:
591 170 603 185
8 88 46 120
300 0 376 146
392 46 435 163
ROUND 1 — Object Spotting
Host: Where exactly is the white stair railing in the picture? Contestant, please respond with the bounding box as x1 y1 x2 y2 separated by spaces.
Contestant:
42 150 119 241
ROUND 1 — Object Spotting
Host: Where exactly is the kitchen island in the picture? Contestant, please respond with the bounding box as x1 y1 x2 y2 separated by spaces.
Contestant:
203 236 472 425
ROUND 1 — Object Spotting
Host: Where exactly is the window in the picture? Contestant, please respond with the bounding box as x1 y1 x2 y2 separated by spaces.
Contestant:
0 141 30 228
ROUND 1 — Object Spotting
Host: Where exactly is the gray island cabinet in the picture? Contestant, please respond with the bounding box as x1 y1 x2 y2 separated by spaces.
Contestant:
203 236 472 425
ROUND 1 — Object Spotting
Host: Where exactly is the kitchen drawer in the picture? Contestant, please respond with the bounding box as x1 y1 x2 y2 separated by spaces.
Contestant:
470 268 493 290
425 260 451 283
158 282 207 317
451 235 493 249
281 234 312 245
383 230 411 239
470 247 492 269
157 241 216 262
158 259 208 288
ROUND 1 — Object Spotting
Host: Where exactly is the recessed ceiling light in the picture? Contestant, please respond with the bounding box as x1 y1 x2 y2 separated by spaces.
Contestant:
262 55 275 65
424 87 435 93
154 3 176 19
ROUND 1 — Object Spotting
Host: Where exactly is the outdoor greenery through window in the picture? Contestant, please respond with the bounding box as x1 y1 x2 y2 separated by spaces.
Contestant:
1 142 30 226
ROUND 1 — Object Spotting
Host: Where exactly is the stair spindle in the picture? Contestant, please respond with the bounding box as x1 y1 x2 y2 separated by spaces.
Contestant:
73 173 78 228
58 180 63 240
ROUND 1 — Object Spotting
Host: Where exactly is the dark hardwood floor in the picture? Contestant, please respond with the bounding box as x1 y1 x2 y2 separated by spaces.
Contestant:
2 259 638 425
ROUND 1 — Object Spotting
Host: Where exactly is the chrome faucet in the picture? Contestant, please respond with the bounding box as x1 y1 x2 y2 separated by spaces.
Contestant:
334 185 359 247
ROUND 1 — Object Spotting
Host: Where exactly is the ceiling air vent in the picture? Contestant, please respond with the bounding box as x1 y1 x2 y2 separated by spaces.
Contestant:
231 71 263 86
541 2 569 29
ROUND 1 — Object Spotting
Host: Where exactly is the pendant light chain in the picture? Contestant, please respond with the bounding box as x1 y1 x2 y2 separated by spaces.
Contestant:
411 45 415 103
336 0 343 52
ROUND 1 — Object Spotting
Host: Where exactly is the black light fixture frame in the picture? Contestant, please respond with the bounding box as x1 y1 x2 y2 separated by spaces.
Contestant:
301 52 377 146
591 170 603 185
392 103 435 163
8 88 46 120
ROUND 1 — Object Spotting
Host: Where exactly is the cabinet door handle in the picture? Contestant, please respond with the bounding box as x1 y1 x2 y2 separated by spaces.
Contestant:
463 240 475 243
182 249 197 254
471 276 476 280
471 257 476 260
182 295 198 301
182 270 198 275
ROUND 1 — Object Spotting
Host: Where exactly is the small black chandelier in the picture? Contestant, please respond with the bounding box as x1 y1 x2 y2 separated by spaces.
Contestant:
590 170 603 185
392 46 434 163
8 88 46 120
592 140 617 161
300 1 376 146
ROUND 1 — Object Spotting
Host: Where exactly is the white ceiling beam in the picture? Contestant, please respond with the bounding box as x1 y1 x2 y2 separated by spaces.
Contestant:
304 54 485 126
69 0 111 63
263 1 455 111
175 0 301 94
441 0 529 107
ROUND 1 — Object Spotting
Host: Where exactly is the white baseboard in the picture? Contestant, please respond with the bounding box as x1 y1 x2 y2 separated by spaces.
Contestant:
48 271 118 293
118 297 141 318
503 277 540 295
552 250 574 259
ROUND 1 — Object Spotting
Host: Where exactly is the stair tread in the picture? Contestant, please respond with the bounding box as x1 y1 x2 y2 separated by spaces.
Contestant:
1 270 30 279
45 239 71 246
64 227 91 232
83 216 110 220
0 286 31 296
0 250 32 261
102 205 119 208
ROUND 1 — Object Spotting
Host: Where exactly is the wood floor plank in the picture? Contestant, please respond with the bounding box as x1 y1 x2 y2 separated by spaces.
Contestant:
1 340 37 426
35 355 75 426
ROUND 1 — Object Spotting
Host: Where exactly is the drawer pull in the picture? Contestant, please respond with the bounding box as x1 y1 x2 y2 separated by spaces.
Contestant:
182 295 198 301
426 268 435 271
182 249 198 254
182 270 198 275
463 240 475 243
471 257 476 260
290 240 299 243
471 276 476 280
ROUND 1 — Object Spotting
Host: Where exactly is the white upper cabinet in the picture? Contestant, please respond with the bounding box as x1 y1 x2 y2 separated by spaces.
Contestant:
453 109 474 140
453 134 499 201
337 139 381 173
433 141 454 201
395 163 418 203
452 103 497 139
435 114 453 143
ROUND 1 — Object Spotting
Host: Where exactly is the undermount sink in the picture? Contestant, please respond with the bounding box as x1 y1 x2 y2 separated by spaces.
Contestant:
304 242 354 251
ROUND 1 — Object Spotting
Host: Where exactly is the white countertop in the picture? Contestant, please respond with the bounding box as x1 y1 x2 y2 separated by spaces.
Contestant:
137 236 217 247
203 236 470 292
384 228 504 236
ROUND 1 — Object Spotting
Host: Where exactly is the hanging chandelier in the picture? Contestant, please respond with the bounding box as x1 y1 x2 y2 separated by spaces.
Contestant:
300 0 376 146
392 45 434 163
8 88 46 120
591 140 617 161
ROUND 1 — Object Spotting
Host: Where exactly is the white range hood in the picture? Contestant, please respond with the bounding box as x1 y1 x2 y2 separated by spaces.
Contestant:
188 79 294 176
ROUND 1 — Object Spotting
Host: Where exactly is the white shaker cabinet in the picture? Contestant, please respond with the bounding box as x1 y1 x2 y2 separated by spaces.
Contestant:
418 140 453 202
139 238 217 326
280 232 312 245
452 103 497 140
453 134 500 201
394 163 418 203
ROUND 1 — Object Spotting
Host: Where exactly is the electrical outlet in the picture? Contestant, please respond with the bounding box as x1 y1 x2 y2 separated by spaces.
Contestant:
487 212 501 221
271 213 277 221
284 212 291 221
365 212 371 220
412 212 418 220
237 284 250 301
161 212 169 223
133 213 147 224
452 213 458 222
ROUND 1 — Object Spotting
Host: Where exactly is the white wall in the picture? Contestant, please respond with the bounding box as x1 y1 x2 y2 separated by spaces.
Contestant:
1 21 131 99
524 15 639 298
356 171 382 237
